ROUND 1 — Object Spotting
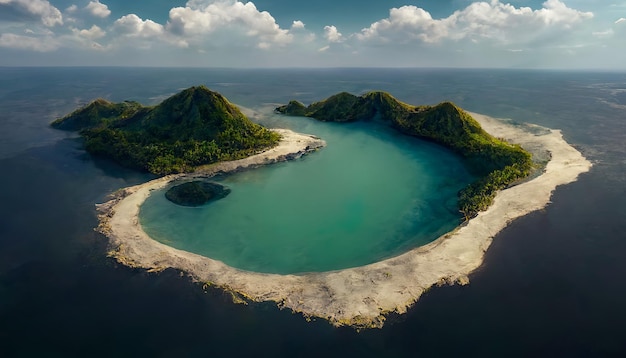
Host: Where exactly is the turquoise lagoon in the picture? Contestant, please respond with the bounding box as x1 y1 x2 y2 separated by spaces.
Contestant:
139 113 475 274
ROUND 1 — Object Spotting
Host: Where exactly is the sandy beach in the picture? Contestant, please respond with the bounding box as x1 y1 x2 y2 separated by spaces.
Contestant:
97 117 592 329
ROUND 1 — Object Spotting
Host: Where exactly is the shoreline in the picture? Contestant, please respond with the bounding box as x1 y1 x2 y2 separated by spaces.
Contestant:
97 118 592 329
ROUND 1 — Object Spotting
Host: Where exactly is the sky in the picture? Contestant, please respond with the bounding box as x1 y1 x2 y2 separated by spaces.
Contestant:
0 0 625 69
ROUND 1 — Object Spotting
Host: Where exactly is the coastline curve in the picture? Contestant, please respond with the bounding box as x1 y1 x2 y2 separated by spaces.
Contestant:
97 118 592 329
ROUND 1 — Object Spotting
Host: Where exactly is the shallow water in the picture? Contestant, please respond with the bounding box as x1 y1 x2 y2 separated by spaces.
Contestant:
140 119 474 273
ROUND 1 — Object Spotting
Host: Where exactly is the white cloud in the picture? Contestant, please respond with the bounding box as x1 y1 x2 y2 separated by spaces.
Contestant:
323 25 343 43
592 29 613 38
73 24 106 40
535 0 593 26
0 32 58 51
0 0 63 26
112 14 190 49
113 14 164 37
166 0 293 48
85 0 111 18
0 0 614 68
358 0 593 45
23 27 53 36
590 16 626 39
291 20 305 29
614 17 626 36
358 6 448 43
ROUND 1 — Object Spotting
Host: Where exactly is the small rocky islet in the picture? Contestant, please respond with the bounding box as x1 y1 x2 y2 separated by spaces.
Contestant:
164 181 231 207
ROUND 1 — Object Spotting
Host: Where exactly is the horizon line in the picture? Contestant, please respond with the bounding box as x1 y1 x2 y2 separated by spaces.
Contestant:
1 65 625 73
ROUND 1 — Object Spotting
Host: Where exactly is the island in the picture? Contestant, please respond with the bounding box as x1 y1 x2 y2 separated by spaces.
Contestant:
165 181 230 207
51 86 281 174
52 87 591 329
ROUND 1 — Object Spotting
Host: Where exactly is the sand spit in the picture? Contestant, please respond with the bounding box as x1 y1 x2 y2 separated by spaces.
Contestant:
97 118 591 329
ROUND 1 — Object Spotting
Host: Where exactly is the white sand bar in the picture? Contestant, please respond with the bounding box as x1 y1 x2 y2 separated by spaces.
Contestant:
97 118 591 328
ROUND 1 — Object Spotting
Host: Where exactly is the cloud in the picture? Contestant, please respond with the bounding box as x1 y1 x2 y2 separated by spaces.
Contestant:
0 0 63 26
0 32 58 51
111 14 191 49
291 20 305 29
85 0 111 18
614 17 626 36
358 0 593 45
73 24 106 40
535 0 593 25
358 6 448 43
592 29 613 38
591 16 626 39
0 0 612 68
166 0 293 48
107 1 297 52
323 25 343 43
113 14 164 37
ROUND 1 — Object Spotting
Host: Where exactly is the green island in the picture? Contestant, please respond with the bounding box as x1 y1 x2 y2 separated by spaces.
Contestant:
276 92 534 219
165 181 231 207
51 86 281 175
60 86 590 328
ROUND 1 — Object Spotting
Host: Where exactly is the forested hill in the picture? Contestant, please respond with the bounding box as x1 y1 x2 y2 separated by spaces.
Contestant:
276 91 534 219
52 86 280 174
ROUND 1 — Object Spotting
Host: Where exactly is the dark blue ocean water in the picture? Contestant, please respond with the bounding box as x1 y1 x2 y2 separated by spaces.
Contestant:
0 68 625 357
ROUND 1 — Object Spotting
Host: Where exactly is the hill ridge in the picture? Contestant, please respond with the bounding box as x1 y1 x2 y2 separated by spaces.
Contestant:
276 91 533 218
52 86 280 174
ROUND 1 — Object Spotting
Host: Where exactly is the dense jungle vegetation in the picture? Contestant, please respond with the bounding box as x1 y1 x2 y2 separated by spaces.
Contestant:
52 86 280 175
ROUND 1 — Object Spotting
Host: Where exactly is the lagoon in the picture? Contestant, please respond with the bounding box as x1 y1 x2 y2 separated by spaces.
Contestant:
139 117 475 274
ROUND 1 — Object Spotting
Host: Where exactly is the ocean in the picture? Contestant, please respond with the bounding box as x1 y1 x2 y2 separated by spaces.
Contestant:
0 67 624 356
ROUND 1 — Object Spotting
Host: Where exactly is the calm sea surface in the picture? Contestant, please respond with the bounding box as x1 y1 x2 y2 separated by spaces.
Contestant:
0 68 624 356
